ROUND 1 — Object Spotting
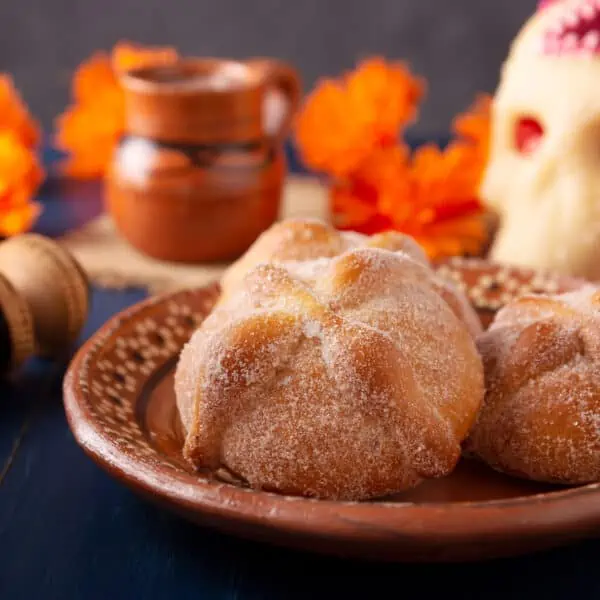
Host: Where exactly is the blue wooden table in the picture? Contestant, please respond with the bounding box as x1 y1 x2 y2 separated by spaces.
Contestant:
1 149 599 600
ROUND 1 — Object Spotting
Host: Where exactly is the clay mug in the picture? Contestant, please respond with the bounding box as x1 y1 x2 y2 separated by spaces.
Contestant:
106 58 301 262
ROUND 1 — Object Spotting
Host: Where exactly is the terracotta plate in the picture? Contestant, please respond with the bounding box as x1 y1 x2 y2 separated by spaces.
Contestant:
63 258 600 562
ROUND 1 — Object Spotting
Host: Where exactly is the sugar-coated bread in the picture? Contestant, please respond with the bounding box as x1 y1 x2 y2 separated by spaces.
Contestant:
175 246 484 500
219 218 482 338
466 286 600 484
219 218 428 298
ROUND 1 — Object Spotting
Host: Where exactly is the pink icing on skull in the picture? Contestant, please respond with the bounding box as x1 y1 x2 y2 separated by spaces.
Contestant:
542 0 600 54
538 0 559 10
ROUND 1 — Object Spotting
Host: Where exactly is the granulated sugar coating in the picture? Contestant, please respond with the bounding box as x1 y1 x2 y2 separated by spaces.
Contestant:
466 285 600 484
217 218 482 338
175 247 484 501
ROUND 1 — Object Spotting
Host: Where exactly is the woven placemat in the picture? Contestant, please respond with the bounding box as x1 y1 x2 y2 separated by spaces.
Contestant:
59 175 328 295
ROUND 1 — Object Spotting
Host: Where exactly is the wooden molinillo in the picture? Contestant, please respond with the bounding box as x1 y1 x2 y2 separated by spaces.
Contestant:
0 234 90 375
0 273 35 374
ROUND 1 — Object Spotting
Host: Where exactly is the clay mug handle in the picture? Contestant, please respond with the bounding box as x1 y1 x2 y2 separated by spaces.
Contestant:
247 58 301 141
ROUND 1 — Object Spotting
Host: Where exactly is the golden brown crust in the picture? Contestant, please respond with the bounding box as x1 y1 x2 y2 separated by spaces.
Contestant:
219 218 482 338
219 219 429 300
466 286 600 484
176 247 484 500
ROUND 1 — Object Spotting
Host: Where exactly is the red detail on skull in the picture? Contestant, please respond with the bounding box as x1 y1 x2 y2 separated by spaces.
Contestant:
542 0 600 54
538 0 558 10
515 117 544 155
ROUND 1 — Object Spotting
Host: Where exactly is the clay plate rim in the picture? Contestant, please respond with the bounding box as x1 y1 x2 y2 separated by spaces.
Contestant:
63 259 600 557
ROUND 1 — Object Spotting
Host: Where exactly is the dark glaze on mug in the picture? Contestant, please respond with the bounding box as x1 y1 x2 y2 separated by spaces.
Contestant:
106 58 301 263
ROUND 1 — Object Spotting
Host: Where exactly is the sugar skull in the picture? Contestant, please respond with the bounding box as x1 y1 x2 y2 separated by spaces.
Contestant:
483 0 600 279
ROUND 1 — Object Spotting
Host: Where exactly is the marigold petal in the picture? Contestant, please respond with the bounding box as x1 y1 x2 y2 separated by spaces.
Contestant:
55 41 179 179
347 58 425 142
357 145 410 185
112 41 179 74
331 180 379 229
414 214 487 260
451 93 493 188
0 202 42 237
295 57 424 178
0 75 41 148
71 54 117 104
0 131 43 235
295 81 374 177
453 94 493 146
0 132 38 183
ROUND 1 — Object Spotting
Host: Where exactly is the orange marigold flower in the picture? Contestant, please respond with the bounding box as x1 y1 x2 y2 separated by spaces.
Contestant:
399 143 486 259
55 53 125 179
55 41 179 179
0 77 43 236
0 75 41 149
332 142 487 260
295 57 424 177
331 146 410 231
0 131 43 236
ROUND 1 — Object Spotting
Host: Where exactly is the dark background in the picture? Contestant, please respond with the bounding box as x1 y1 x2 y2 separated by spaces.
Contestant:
3 0 536 138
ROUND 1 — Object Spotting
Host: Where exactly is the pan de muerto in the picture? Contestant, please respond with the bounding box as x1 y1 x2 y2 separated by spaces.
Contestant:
175 246 484 500
466 286 600 484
